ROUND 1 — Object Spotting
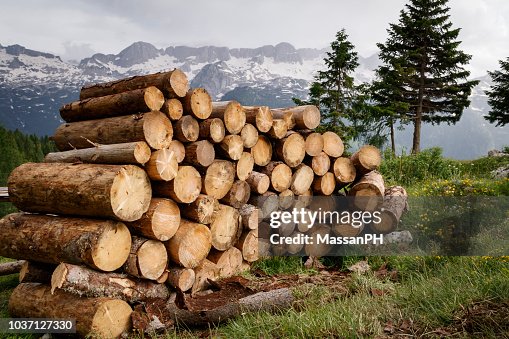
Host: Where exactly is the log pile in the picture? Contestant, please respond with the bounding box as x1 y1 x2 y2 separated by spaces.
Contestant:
0 68 401 335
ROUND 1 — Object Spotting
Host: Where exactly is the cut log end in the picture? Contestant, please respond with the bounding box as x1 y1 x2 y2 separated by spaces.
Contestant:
143 111 173 150
169 69 190 98
322 132 344 158
276 134 305 168
333 157 356 185
184 88 212 120
162 98 183 121
241 124 259 148
110 165 152 221
251 136 273 166
92 222 132 272
236 152 254 181
137 240 168 280
145 149 179 181
167 220 212 269
351 145 382 174
305 132 324 156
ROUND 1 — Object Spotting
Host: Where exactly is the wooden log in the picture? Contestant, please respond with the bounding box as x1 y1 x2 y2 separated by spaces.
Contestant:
236 152 254 181
279 189 295 210
374 186 408 234
249 191 278 220
201 160 235 199
61 86 164 122
8 163 151 222
272 105 320 129
53 111 173 151
80 69 189 99
44 141 151 165
145 149 179 181
220 180 251 209
161 98 183 121
166 219 212 269
211 101 246 134
258 161 292 193
286 231 305 254
238 261 251 274
332 223 364 237
207 247 243 278
168 140 186 163
294 190 313 210
246 171 270 194
322 131 344 158
156 270 169 284
167 267 196 292
210 204 241 251
333 157 357 186
51 263 169 302
243 105 273 133
127 198 180 241
192 259 219 294
348 171 385 210
180 194 219 225
174 115 199 143
235 230 258 262
278 217 296 237
311 151 331 176
153 166 202 203
350 145 382 175
184 140 215 168
0 260 25 276
0 187 9 202
240 123 259 148
123 236 168 280
305 225 332 257
217 134 244 160
312 172 336 196
0 213 131 271
271 109 294 129
166 287 293 326
239 204 259 230
182 88 213 119
9 283 132 338
267 119 288 139
275 133 306 168
19 261 55 284
305 132 324 156
295 208 314 233
251 135 272 166
199 118 225 143
291 164 314 195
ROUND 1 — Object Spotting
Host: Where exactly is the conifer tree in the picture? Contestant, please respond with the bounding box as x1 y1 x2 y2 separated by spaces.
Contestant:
486 57 509 126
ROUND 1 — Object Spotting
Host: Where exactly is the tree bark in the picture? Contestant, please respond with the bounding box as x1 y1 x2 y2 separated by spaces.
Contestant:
145 148 179 181
180 194 219 225
166 267 196 292
217 134 244 160
61 87 164 122
322 131 344 158
8 162 151 222
236 152 254 181
182 88 213 120
258 161 292 193
240 123 259 148
0 213 131 272
201 160 236 199
210 101 246 135
166 219 212 269
161 98 183 121
19 261 55 284
275 133 306 168
44 141 151 165
53 111 173 151
9 283 132 338
245 171 270 194
174 115 199 143
183 140 215 168
152 166 202 204
374 185 408 234
251 135 273 166
127 198 180 241
243 105 273 133
271 105 320 129
199 118 225 143
220 180 251 209
210 204 241 251
80 69 189 99
350 145 382 175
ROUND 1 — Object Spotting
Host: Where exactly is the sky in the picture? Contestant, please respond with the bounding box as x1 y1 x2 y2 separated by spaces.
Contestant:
1 0 508 77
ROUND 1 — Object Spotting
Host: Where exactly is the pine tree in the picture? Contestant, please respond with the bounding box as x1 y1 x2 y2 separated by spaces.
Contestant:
486 57 509 126
373 0 478 153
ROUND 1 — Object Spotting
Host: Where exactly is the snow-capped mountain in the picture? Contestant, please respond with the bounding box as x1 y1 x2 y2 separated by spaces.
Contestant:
0 41 506 159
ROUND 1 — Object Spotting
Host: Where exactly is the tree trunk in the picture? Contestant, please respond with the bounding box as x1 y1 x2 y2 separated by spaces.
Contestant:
333 157 357 186
183 140 215 168
412 61 426 154
390 117 396 155
243 106 273 133
80 69 189 99
350 145 382 175
348 171 385 211
207 247 243 278
258 161 292 193
201 160 236 199
0 260 25 276
374 186 408 234
145 149 179 181
9 283 132 338
44 141 151 165
19 261 55 284
8 162 151 222
310 151 331 176
174 115 199 143
235 230 258 262
127 198 180 241
251 135 273 166
161 98 183 121
220 180 251 209
166 219 212 269
236 152 254 181
51 263 169 302
267 119 288 139
312 172 336 196
217 135 244 160
291 164 314 195
0 213 131 272
166 267 196 292
182 88 213 120
152 166 202 204
210 101 246 135
199 118 225 143
53 111 173 151
180 194 219 225
123 236 168 281
210 204 241 251
61 87 164 122
322 131 344 158
271 105 320 129
192 259 219 294
240 123 259 148
304 132 324 156
245 171 270 194
239 204 259 230
275 133 306 168
168 140 186 163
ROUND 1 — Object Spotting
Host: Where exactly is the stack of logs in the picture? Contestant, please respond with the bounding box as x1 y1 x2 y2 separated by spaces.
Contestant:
0 68 402 337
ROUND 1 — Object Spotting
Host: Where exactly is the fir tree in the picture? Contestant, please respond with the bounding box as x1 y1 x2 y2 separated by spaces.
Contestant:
486 57 509 126
373 0 478 153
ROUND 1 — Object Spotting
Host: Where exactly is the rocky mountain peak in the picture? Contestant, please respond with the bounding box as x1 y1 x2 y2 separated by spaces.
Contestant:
116 41 161 67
